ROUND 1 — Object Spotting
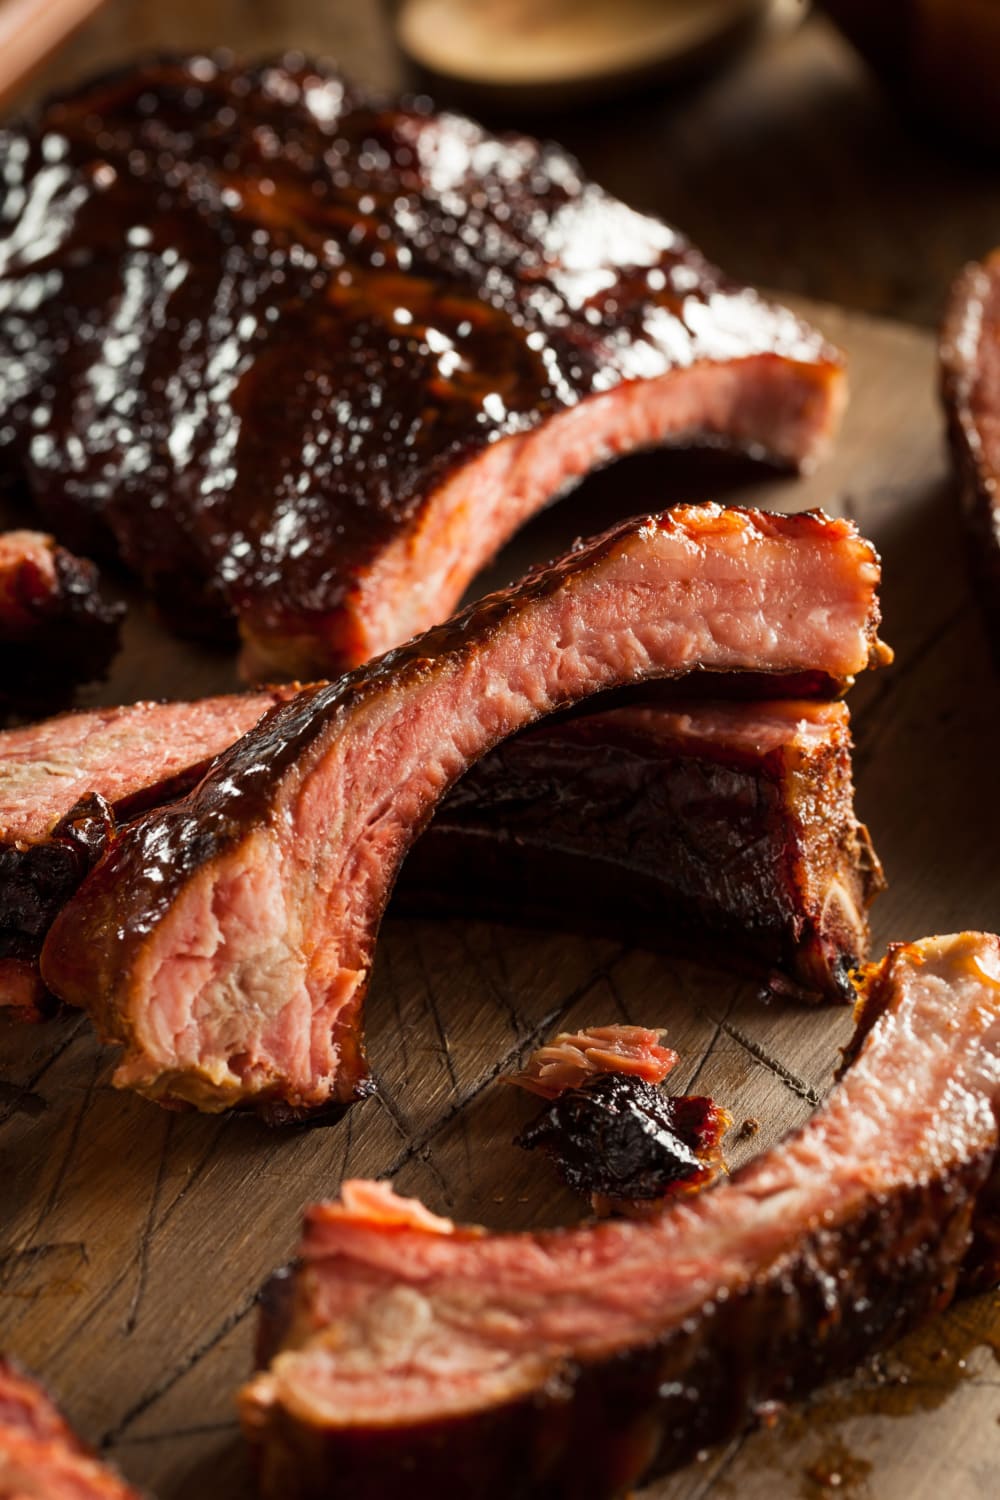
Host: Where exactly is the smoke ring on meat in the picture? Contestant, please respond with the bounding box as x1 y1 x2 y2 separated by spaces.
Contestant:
40 504 888 1116
2 690 881 1021
239 932 1000 1500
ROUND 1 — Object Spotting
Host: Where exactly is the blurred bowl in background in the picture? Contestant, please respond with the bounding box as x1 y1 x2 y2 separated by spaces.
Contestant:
392 0 805 114
820 0 1000 150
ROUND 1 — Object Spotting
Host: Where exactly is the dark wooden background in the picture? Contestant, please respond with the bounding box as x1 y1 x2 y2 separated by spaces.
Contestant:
4 5 1000 1499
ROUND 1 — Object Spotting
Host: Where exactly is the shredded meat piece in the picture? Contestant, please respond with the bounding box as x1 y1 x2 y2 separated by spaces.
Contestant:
506 1024 678 1099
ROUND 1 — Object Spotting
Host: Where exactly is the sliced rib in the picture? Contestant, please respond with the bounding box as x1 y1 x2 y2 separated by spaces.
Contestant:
0 690 295 1019
40 504 887 1115
0 530 122 711
0 693 879 1021
0 55 845 679
1 687 881 1020
399 697 883 1001
240 932 1000 1500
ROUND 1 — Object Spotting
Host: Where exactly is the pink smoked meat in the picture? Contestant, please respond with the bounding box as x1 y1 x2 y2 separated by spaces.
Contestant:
0 690 299 1020
0 1360 141 1499
240 932 1000 1500
40 505 888 1117
506 1025 679 1099
0 56 846 680
2 692 879 1022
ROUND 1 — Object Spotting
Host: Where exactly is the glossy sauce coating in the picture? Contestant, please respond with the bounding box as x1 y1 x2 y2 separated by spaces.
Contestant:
0 55 840 670
517 1073 731 1209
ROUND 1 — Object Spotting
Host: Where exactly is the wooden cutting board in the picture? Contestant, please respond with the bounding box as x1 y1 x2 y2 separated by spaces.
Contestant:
2 299 999 1500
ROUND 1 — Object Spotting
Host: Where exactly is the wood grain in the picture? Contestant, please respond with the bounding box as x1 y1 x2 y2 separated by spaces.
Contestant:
2 292 999 1498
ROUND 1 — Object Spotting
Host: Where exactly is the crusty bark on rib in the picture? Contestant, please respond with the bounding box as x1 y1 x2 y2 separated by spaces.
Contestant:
0 693 879 1023
399 697 883 1002
0 1359 141 1498
0 691 296 1020
0 55 845 679
40 504 887 1116
941 249 1000 656
240 933 1000 1500
0 531 122 712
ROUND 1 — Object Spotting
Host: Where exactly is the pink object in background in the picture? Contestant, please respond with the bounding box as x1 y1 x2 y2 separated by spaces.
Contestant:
0 0 107 110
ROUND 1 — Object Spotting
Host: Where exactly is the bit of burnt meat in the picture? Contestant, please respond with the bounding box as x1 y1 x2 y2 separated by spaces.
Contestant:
241 933 1000 1500
0 531 122 712
666 1093 732 1177
942 250 1000 656
506 1024 678 1098
40 505 887 1117
0 1359 141 1498
0 55 846 679
517 1073 731 1213
400 696 884 1002
0 690 296 1020
508 1023 727 1215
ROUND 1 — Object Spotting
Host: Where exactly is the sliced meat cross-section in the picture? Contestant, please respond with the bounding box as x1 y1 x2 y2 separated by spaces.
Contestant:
1 691 880 1022
240 932 1000 1500
40 504 888 1116
0 689 297 1020
505 1024 678 1098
